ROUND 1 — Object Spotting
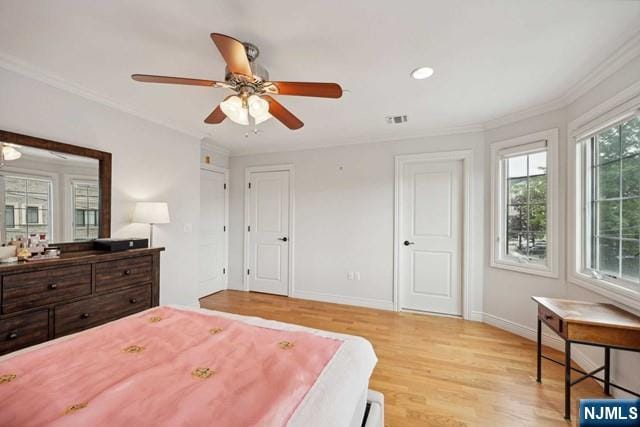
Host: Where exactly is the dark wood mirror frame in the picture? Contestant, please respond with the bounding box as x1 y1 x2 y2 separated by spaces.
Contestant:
0 129 111 241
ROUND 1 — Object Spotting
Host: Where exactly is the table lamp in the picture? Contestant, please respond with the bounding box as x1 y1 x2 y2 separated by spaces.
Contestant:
132 202 170 247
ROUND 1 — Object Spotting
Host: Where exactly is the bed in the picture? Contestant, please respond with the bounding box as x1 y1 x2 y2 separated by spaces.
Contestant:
0 305 380 426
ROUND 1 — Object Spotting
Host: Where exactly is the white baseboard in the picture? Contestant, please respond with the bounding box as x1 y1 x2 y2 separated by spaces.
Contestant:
291 290 394 311
480 311 622 395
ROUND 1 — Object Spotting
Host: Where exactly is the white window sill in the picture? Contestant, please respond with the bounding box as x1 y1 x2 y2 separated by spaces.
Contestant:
568 272 640 312
490 260 559 279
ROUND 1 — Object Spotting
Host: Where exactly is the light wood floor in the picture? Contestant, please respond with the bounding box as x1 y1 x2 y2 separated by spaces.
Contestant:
200 290 605 426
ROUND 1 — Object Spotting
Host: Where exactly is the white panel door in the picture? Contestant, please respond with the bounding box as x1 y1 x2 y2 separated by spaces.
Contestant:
198 169 227 297
248 170 290 295
399 159 463 315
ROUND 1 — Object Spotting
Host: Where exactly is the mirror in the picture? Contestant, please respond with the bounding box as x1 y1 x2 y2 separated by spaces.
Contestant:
0 130 111 246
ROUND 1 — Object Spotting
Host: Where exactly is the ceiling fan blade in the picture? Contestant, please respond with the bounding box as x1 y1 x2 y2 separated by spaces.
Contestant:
262 95 304 130
131 74 221 87
210 33 252 77
204 99 228 124
266 81 343 98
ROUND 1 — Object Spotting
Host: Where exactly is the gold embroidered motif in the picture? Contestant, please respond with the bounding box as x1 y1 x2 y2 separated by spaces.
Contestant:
192 367 215 379
278 341 294 350
209 328 223 335
64 402 88 415
149 316 163 323
123 345 145 353
0 374 16 384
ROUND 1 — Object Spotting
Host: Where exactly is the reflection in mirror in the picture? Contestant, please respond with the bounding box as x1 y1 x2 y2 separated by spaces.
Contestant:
0 143 99 244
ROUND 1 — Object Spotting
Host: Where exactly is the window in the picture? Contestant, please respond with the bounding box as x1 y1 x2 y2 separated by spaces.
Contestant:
26 206 39 224
3 175 52 241
583 116 639 287
72 181 99 241
491 129 559 277
4 206 14 228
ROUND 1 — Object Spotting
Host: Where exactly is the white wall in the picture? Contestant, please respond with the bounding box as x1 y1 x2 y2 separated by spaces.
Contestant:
228 133 485 315
0 67 201 306
483 54 640 395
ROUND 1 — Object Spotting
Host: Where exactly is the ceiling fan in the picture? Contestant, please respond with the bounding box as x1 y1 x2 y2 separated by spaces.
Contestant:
132 33 343 130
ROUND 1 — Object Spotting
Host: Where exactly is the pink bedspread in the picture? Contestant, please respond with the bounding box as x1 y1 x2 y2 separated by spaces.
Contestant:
0 306 342 426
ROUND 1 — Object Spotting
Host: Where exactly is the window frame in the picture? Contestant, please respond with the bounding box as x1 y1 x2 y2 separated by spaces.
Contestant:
569 99 640 307
490 128 560 278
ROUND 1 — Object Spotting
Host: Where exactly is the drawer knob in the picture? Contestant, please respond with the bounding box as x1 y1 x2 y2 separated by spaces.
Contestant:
544 314 553 320
130 298 138 304
124 269 132 276
81 312 90 319
48 283 57 290
7 331 18 340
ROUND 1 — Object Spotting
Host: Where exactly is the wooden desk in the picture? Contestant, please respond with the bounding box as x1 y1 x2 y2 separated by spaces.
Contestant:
532 297 640 420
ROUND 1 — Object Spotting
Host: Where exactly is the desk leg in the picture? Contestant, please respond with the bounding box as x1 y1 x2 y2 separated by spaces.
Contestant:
536 318 542 383
604 347 611 396
565 341 571 420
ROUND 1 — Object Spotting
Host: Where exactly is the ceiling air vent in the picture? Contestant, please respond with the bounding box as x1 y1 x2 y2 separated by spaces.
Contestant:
385 115 408 125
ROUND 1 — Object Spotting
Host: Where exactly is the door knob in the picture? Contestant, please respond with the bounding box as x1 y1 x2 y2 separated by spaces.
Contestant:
7 331 18 340
404 240 415 246
278 237 288 242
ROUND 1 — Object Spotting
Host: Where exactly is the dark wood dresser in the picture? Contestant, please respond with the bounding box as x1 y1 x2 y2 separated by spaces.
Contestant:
0 247 164 356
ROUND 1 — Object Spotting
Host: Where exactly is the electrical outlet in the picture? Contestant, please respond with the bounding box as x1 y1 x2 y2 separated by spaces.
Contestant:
347 272 354 280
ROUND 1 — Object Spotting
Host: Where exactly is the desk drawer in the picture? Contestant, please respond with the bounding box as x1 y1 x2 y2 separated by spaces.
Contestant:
0 310 48 355
538 305 563 334
95 256 152 293
54 284 151 337
2 265 92 314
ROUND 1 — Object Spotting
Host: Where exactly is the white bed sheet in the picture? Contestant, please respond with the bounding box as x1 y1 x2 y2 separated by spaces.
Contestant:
1 304 378 427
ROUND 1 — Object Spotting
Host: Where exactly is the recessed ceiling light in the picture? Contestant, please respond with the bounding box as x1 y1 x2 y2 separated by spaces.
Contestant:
411 67 434 80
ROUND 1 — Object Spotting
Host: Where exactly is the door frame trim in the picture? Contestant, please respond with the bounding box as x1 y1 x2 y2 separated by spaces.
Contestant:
199 164 229 290
394 150 474 319
243 164 295 296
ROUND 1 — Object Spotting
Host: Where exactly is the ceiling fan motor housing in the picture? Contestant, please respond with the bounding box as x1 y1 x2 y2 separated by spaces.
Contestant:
225 61 269 83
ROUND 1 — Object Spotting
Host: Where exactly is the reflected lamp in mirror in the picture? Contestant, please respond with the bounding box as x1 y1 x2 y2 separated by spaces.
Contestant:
132 202 170 247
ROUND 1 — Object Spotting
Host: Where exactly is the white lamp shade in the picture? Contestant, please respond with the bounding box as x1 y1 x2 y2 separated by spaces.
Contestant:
220 95 249 125
248 95 272 124
132 202 170 224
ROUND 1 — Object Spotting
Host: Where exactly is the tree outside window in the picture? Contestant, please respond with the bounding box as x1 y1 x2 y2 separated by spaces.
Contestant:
505 151 548 264
588 116 640 285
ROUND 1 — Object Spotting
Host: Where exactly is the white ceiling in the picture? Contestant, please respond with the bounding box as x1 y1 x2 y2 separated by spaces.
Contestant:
1 0 639 155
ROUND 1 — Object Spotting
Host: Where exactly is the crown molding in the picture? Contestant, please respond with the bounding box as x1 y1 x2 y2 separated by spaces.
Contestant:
564 29 640 105
228 123 485 157
0 52 207 142
484 30 640 131
200 137 230 156
483 96 567 130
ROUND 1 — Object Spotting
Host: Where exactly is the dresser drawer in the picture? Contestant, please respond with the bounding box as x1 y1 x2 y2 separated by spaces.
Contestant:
0 310 49 355
538 305 563 335
95 256 152 293
2 265 92 314
55 284 151 337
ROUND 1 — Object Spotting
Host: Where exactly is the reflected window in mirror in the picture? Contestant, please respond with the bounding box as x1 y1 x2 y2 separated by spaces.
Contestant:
72 180 99 241
3 175 53 242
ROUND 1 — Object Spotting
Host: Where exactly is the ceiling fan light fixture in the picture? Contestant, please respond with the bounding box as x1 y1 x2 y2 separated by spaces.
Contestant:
1 144 21 161
411 66 434 80
220 95 249 125
248 95 272 124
